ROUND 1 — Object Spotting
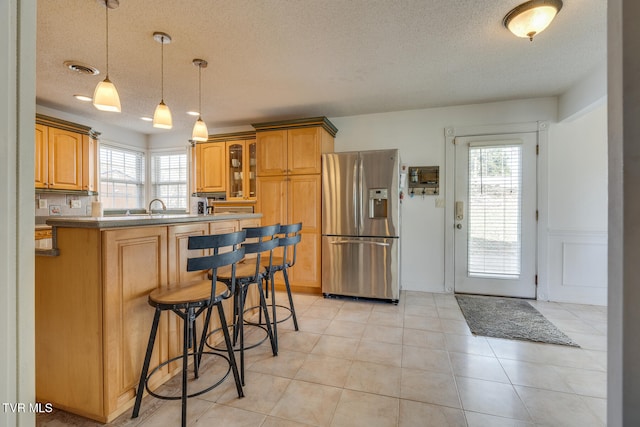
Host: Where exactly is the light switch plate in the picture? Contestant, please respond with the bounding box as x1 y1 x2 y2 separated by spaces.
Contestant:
435 198 445 208
71 199 82 209
39 199 48 209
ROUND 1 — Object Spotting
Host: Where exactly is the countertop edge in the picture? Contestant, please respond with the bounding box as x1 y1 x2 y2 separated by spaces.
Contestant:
45 213 263 229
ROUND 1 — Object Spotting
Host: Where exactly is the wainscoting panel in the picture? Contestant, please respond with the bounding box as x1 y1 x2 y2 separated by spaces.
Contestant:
547 230 607 305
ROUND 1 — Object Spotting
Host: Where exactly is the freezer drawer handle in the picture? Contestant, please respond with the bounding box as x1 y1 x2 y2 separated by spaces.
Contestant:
329 240 390 247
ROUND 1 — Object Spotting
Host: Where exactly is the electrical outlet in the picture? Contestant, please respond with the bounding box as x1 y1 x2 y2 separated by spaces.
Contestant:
71 199 82 209
39 199 48 209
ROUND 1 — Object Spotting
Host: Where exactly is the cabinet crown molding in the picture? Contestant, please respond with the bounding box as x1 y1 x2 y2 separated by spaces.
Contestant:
204 130 256 143
36 114 100 138
252 116 338 137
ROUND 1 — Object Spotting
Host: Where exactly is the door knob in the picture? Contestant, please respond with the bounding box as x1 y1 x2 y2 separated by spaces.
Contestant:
456 223 462 229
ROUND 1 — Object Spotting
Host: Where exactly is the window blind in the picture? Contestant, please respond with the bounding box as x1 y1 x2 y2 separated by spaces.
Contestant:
150 151 188 210
467 145 522 278
99 144 145 209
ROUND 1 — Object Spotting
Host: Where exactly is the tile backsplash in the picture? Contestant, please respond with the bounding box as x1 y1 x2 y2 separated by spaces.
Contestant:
36 193 92 223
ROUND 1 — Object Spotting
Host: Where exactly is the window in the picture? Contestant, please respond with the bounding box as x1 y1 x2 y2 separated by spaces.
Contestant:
99 144 145 210
467 144 522 278
150 151 188 210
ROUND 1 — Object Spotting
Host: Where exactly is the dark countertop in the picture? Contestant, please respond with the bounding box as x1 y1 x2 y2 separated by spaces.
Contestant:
45 213 262 229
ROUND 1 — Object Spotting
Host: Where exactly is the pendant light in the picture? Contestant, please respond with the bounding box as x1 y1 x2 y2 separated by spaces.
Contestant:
503 0 563 41
152 32 173 129
191 59 209 142
93 0 121 112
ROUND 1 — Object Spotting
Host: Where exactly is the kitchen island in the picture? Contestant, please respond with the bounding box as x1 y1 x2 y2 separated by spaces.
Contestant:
35 213 261 423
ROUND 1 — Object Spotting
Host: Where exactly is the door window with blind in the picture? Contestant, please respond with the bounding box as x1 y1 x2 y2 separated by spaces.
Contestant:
150 151 188 210
100 144 145 210
467 145 522 278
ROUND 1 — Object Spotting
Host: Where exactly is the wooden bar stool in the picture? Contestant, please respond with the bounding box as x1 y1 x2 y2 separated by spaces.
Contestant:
261 223 302 353
208 223 280 385
132 230 246 427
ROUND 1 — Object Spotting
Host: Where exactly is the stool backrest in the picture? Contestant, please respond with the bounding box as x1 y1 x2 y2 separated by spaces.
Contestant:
242 224 280 278
187 230 247 296
278 222 302 267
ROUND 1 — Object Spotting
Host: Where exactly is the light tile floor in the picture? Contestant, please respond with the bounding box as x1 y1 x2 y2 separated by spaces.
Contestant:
37 291 608 427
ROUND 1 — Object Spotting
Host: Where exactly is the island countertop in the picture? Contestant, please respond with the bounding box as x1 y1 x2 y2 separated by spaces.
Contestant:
45 212 262 229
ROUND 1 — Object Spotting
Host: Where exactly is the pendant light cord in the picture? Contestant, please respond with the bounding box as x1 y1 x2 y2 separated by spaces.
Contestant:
105 1 110 78
198 64 202 118
160 35 165 101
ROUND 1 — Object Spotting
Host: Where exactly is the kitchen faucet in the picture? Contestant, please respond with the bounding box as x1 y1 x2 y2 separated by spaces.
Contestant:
148 198 167 214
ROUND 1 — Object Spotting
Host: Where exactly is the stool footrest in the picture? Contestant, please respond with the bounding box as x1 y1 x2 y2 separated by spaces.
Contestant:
144 351 237 400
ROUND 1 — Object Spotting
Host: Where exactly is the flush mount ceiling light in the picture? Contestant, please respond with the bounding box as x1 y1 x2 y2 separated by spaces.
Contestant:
93 0 121 112
503 0 563 41
152 32 173 129
74 94 93 102
191 59 209 142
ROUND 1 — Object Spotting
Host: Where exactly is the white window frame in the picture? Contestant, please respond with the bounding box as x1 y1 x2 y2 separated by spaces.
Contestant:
148 147 190 212
99 141 146 211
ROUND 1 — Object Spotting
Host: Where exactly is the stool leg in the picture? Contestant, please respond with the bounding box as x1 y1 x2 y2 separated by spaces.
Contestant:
217 302 243 398
239 284 246 385
270 271 278 354
181 306 189 427
132 307 161 419
189 307 200 380
197 305 214 365
257 277 277 356
283 267 299 331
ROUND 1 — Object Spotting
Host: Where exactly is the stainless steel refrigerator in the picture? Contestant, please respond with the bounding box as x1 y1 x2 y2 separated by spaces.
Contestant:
321 149 401 303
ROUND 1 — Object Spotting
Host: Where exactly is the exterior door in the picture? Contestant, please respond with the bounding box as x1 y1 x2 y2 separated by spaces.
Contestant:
454 133 537 298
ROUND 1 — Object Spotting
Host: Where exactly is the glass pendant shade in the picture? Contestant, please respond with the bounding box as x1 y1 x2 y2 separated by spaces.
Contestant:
93 77 121 112
503 0 563 41
153 100 173 129
192 117 208 142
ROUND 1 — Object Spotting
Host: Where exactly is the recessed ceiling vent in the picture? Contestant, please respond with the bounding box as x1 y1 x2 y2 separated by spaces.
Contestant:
63 61 100 76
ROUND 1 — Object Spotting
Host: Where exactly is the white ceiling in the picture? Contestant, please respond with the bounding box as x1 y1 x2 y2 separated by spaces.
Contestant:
36 0 607 135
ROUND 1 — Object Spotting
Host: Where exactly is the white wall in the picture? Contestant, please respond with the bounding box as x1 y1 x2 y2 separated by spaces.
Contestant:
1 1 36 426
331 97 558 293
545 103 608 304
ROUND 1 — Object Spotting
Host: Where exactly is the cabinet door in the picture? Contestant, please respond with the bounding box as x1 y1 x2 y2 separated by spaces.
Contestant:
102 227 168 414
197 142 226 192
35 124 48 189
256 130 287 176
245 139 257 200
226 141 245 200
288 127 321 175
257 176 288 227
82 135 97 192
287 174 322 290
48 127 83 190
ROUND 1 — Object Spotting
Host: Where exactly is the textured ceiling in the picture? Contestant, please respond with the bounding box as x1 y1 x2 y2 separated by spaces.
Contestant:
36 0 607 135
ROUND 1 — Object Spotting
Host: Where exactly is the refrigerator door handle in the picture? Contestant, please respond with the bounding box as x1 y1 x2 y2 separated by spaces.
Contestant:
329 240 390 247
358 157 364 231
352 158 359 232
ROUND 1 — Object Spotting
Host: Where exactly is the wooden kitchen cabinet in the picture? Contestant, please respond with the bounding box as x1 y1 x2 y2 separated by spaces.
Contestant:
256 125 333 177
194 141 226 193
35 114 99 192
254 117 336 293
226 138 257 201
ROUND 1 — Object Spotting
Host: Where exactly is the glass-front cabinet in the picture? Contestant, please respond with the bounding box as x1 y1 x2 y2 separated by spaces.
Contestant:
226 138 256 201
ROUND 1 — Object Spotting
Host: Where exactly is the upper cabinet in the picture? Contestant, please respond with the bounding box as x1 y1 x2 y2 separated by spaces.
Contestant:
35 114 99 193
193 142 226 193
255 117 337 177
192 131 257 200
226 138 256 201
